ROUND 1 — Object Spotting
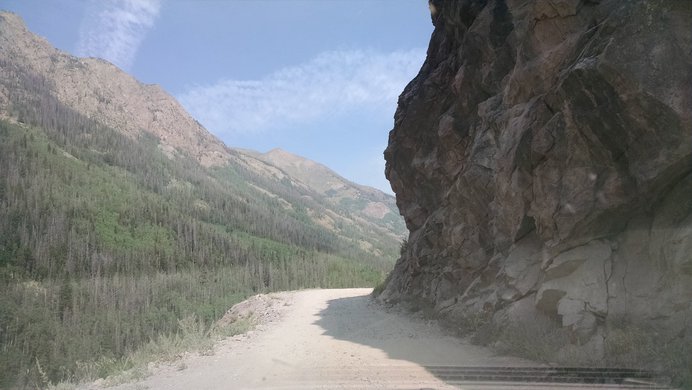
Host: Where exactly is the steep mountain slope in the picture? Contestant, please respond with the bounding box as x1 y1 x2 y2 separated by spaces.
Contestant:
0 12 229 166
0 11 403 258
249 148 406 238
379 0 691 380
0 11 404 387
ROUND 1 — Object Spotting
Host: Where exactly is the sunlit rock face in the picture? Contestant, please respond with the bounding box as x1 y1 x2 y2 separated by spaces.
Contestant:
381 0 691 358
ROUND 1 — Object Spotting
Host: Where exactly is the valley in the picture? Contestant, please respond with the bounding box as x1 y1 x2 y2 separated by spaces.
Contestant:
0 11 405 388
1 0 690 388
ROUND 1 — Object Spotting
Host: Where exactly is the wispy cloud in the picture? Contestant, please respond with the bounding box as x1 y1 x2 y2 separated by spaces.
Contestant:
177 49 426 137
76 0 162 71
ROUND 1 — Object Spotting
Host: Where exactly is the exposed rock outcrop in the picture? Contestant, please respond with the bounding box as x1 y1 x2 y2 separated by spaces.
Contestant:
381 0 691 363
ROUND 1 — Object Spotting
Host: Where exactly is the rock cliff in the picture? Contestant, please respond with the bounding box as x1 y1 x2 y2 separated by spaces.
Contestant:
380 0 691 364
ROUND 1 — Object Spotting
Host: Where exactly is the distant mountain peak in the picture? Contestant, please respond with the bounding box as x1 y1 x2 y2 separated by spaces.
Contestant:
263 148 325 173
0 11 406 241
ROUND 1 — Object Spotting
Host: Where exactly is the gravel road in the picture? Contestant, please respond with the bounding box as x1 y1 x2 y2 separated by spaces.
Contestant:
100 289 662 390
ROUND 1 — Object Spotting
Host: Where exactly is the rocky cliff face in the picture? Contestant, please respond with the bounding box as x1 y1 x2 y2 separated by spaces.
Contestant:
381 0 691 362
253 148 406 238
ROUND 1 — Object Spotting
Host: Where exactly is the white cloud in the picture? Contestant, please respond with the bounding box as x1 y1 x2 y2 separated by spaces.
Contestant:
76 0 162 71
177 49 426 137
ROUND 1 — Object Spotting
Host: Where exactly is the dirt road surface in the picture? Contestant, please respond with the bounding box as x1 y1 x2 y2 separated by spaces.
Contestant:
99 289 665 390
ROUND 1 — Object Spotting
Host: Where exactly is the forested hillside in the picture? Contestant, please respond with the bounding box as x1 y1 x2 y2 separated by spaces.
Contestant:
0 12 403 388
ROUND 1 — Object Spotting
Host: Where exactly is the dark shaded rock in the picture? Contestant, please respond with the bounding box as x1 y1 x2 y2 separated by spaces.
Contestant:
380 0 692 362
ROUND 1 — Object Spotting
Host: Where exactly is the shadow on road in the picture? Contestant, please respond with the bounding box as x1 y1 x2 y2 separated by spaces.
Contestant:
312 292 515 388
313 292 669 389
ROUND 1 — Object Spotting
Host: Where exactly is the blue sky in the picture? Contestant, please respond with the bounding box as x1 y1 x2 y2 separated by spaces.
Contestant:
3 0 433 193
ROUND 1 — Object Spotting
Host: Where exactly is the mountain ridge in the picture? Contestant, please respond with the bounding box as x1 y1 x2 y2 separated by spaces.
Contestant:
0 11 231 166
0 11 405 386
250 147 400 224
0 10 404 239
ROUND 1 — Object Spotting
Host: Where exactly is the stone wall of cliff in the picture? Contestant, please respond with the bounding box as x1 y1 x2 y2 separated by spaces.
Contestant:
381 0 691 363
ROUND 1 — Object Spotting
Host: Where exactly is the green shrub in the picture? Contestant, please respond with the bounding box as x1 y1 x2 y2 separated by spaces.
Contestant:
372 278 388 296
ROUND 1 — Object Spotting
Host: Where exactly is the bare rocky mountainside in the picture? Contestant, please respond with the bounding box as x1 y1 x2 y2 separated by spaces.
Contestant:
379 0 691 368
0 11 404 247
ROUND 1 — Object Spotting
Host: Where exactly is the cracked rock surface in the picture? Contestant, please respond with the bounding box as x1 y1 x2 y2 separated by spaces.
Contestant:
380 0 691 361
